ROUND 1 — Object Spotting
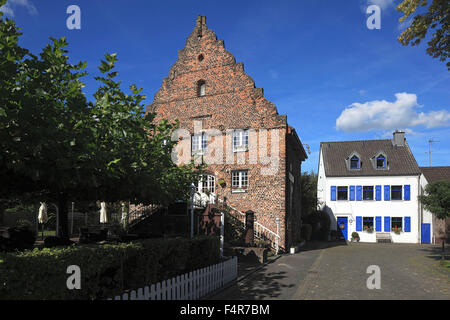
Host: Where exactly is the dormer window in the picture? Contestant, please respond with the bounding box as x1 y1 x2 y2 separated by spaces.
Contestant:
376 154 386 169
197 80 206 97
350 156 360 169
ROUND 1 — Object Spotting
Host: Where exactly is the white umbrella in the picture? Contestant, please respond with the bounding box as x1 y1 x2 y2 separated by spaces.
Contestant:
100 202 108 224
38 202 48 224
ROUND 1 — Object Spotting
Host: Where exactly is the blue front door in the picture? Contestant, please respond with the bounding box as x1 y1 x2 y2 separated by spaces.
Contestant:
337 217 348 240
421 223 431 244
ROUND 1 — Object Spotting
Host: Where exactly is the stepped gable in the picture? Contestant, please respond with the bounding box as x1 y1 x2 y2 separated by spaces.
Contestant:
148 16 287 131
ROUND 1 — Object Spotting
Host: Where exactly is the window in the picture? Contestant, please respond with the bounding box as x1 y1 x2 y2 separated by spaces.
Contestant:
350 156 360 169
198 54 204 62
391 217 402 231
233 129 249 151
391 186 402 200
196 175 215 194
232 170 248 191
363 217 374 231
192 133 207 154
197 80 206 97
337 186 348 200
363 186 374 200
376 155 386 169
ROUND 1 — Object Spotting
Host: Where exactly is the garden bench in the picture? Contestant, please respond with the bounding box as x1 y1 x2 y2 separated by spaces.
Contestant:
376 232 392 243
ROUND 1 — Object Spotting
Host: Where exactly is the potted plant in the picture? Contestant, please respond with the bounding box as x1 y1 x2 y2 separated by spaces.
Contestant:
351 232 360 242
218 178 226 188
366 226 374 233
392 227 401 235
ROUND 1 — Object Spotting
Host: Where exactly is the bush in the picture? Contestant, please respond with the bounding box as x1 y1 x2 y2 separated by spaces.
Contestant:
301 224 312 241
351 232 360 239
0 236 220 300
0 226 36 252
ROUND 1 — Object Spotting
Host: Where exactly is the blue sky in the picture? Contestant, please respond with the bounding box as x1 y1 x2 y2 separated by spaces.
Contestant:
2 0 449 173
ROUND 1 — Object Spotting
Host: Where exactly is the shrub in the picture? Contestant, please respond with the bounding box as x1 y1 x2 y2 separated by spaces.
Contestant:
352 232 360 239
301 224 312 241
0 236 220 300
0 226 36 252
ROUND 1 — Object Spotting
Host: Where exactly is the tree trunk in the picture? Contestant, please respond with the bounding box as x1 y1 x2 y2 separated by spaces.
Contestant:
58 192 69 239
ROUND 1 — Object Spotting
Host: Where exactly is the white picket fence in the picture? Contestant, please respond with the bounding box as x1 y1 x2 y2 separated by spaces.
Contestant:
110 257 238 300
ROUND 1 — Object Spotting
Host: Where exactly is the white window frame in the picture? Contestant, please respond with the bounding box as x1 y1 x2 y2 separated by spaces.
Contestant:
197 175 215 194
232 170 248 193
192 133 207 155
233 129 249 152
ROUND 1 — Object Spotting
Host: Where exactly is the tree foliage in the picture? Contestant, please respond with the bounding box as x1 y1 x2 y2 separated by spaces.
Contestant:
396 0 449 69
300 171 318 218
0 6 202 237
419 180 450 220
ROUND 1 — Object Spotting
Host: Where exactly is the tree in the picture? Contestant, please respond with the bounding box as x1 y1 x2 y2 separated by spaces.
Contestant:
396 0 449 69
0 7 202 238
418 180 450 258
300 171 318 218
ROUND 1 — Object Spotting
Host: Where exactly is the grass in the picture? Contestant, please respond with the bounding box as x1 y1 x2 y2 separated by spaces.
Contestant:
439 260 450 268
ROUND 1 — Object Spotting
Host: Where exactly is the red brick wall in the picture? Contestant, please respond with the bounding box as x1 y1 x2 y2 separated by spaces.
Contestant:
148 16 305 249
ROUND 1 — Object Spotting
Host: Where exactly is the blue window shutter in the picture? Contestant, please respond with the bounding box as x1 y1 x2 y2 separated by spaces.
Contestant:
384 216 391 232
331 186 336 201
375 185 382 201
356 216 362 231
384 185 390 201
349 186 355 201
376 216 382 232
404 185 411 201
356 186 363 201
404 217 411 232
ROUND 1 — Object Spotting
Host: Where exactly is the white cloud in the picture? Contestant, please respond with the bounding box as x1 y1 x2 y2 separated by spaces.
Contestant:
336 92 450 133
0 0 38 17
367 0 396 10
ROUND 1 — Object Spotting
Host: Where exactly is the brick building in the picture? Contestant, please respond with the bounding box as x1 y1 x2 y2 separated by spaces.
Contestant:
148 16 307 250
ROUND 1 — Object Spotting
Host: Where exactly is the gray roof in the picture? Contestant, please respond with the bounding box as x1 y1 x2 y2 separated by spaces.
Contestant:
420 166 450 183
320 139 421 177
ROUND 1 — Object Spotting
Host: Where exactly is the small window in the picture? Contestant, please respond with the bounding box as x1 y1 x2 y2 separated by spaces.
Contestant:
198 54 204 62
233 129 249 151
197 175 215 194
363 186 374 200
363 217 374 231
376 155 386 169
337 186 348 200
391 186 402 200
350 156 360 169
192 133 207 154
232 170 248 191
391 217 402 231
197 80 206 97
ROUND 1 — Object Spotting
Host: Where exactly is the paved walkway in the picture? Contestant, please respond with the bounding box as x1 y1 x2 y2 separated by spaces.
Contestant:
209 242 450 300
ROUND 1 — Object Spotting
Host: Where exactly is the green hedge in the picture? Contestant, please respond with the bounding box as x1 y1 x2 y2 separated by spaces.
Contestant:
0 236 219 300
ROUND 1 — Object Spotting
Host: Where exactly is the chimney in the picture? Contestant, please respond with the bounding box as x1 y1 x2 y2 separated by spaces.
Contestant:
392 130 405 147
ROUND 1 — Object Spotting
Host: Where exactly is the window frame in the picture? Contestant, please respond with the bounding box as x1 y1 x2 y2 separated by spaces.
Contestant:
376 154 386 169
231 170 249 192
197 80 206 97
363 217 374 231
197 175 215 194
350 156 360 170
391 217 402 231
337 186 348 201
233 129 249 152
192 133 207 155
363 186 374 200
391 185 403 200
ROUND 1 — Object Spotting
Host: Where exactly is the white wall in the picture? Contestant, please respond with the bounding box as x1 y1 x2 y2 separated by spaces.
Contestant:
318 150 424 243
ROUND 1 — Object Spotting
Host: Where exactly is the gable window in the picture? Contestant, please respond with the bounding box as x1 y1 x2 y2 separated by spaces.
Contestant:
232 170 248 192
197 80 206 97
350 156 360 169
376 155 386 169
233 129 249 152
391 217 402 231
337 186 348 200
363 186 374 200
363 217 374 231
192 133 207 155
391 186 402 200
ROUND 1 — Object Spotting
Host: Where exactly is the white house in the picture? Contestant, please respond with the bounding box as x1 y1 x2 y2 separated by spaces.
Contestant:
317 131 434 244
